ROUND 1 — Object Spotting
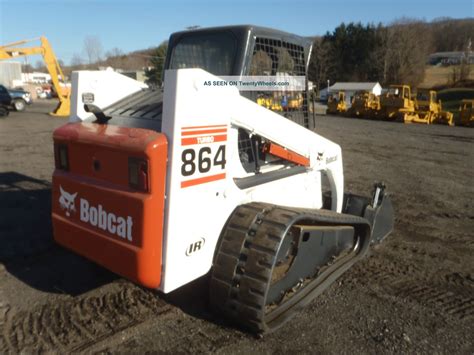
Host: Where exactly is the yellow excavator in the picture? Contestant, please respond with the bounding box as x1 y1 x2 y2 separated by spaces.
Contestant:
0 36 70 116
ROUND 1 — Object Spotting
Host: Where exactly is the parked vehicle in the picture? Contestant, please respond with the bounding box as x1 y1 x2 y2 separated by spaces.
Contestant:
0 84 32 111
0 105 9 117
0 85 11 117
0 36 69 116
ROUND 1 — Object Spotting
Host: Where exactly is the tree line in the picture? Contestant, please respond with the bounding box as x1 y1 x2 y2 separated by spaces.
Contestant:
42 18 471 88
309 18 474 89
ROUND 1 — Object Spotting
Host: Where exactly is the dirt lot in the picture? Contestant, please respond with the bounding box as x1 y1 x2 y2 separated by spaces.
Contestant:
0 100 473 353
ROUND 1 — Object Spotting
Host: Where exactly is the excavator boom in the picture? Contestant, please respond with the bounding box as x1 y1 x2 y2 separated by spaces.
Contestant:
0 36 70 116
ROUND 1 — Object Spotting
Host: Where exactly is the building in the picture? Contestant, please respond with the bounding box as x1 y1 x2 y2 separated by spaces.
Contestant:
428 51 474 66
329 82 382 104
0 61 22 87
21 72 52 84
319 87 330 102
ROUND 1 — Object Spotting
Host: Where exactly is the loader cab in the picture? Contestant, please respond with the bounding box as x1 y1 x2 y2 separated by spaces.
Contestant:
416 90 430 102
164 25 314 129
416 90 437 103
416 89 437 111
388 85 410 100
163 25 314 173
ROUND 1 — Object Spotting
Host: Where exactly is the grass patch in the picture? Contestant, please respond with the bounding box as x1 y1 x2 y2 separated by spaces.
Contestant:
421 64 474 88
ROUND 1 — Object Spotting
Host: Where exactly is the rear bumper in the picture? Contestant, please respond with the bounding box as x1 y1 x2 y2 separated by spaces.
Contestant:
53 213 160 287
52 171 165 289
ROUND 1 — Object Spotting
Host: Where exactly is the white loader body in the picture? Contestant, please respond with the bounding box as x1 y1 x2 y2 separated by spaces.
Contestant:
68 68 344 292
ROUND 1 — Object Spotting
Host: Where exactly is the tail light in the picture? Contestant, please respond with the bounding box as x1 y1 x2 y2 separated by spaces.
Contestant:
128 158 149 192
55 144 69 170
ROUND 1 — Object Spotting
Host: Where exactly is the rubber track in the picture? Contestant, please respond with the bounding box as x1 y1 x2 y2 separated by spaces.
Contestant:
209 202 370 334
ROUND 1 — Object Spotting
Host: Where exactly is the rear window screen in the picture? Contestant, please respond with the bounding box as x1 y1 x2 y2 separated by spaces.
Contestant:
169 32 236 75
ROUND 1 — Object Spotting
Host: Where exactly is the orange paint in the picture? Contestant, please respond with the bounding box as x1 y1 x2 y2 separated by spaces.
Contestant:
181 172 226 188
263 142 310 167
52 123 168 288
181 134 227 146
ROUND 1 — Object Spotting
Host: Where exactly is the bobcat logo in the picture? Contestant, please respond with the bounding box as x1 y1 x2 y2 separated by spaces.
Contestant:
59 185 77 217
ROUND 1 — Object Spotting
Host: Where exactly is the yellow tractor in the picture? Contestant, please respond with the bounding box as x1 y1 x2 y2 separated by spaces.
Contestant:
326 91 347 115
257 95 271 109
459 99 474 127
287 93 304 110
412 89 454 126
349 91 381 119
379 85 418 122
348 91 367 118
257 94 283 112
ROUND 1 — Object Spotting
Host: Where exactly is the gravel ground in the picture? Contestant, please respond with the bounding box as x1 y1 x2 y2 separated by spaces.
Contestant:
0 100 473 353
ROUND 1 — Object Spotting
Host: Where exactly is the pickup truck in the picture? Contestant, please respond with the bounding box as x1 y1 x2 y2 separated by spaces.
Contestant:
0 84 32 111
0 85 11 116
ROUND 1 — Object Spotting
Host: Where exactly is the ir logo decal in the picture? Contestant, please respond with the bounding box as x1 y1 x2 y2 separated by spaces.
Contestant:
59 185 77 217
186 238 205 256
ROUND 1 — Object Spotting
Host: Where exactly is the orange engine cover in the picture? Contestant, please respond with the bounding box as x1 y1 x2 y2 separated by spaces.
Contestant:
52 122 167 288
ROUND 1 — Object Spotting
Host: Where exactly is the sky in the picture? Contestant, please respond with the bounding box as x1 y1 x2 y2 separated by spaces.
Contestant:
0 0 473 66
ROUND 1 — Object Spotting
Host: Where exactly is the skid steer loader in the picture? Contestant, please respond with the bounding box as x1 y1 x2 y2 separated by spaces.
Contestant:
52 25 394 334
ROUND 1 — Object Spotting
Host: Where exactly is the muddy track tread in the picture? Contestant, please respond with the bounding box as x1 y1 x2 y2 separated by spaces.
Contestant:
209 202 370 334
346 255 474 321
0 284 171 353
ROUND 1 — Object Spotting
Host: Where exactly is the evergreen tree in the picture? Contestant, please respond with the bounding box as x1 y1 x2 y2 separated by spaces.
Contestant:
145 41 168 87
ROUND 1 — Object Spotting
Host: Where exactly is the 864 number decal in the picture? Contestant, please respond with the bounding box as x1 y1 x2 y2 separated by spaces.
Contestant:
180 124 228 188
181 145 226 176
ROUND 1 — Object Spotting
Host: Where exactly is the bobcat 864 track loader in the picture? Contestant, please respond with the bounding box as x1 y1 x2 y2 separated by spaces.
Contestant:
52 26 394 334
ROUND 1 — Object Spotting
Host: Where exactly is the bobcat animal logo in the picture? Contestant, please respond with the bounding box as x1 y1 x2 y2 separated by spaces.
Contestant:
59 185 77 217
